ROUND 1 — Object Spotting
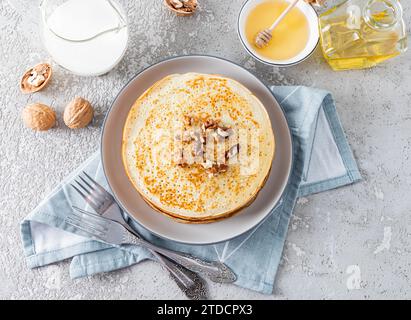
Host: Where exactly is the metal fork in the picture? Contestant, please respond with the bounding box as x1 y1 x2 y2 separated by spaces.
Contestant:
66 206 205 299
70 172 236 281
70 180 206 300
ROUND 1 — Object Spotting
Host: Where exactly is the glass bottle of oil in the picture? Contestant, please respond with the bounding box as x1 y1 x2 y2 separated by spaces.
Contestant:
319 0 407 71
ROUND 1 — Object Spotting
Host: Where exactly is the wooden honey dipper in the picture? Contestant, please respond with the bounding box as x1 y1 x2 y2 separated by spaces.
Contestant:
254 0 301 49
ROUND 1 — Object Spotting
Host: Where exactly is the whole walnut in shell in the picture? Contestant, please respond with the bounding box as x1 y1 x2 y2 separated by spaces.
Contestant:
22 103 56 131
63 97 94 129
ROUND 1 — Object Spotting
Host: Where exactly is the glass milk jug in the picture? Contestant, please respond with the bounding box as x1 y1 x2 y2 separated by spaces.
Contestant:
319 0 407 71
40 0 128 76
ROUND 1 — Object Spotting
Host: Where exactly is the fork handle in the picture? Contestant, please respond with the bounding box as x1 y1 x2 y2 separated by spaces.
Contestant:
152 252 207 300
118 223 209 299
118 224 207 299
123 231 236 283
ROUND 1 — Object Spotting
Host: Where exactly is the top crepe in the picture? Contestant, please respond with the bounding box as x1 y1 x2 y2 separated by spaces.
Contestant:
122 73 275 223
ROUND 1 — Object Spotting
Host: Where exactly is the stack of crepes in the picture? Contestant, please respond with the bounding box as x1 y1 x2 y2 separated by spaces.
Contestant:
122 73 275 223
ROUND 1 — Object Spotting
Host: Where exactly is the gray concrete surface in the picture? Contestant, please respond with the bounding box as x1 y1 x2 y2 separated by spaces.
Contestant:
0 0 410 300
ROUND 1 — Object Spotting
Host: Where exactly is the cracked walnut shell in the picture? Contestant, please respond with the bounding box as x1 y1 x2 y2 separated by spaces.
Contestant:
164 0 197 16
63 97 94 129
20 63 52 94
22 103 56 131
304 0 325 6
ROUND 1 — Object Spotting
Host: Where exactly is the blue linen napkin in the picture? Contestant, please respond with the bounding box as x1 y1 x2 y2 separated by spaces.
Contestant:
20 86 361 294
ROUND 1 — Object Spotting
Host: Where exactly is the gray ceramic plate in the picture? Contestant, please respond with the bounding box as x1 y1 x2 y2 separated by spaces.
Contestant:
101 55 292 245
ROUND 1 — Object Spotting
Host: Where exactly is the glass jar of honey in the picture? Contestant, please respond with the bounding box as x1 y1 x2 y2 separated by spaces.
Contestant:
319 0 407 71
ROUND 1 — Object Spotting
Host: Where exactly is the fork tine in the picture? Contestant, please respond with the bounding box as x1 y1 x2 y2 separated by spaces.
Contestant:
72 172 114 214
79 175 94 192
72 181 100 209
71 206 108 229
75 179 91 195
82 171 97 185
72 206 104 221
70 183 87 199
82 171 113 199
67 207 109 235
65 218 104 238
66 216 105 236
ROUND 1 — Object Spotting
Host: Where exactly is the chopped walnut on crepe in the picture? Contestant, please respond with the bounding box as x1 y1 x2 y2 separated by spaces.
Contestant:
175 116 239 176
